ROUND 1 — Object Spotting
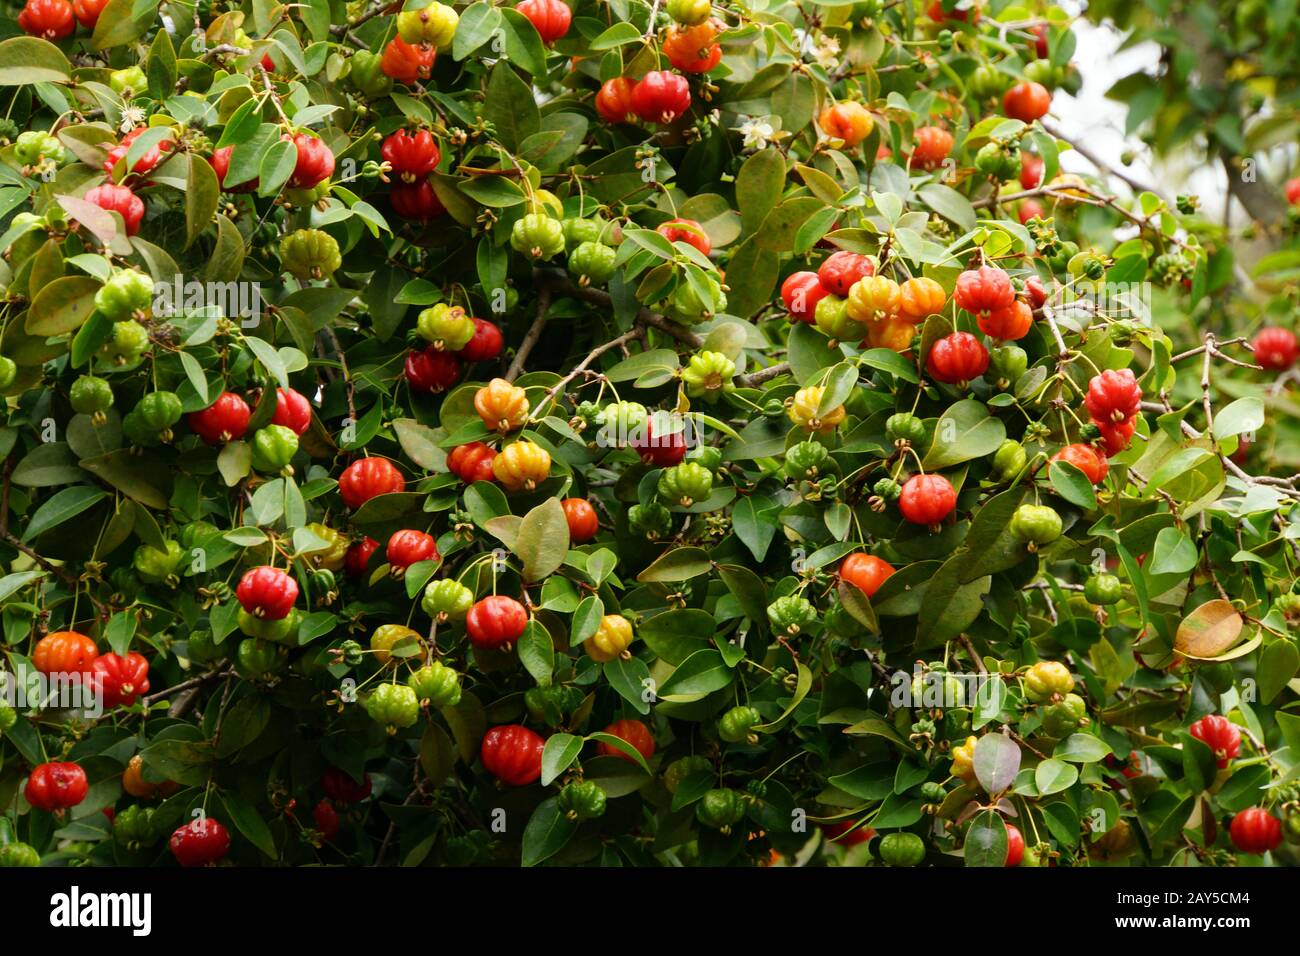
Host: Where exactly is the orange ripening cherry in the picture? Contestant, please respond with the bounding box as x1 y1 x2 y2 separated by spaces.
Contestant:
822 819 875 846
1052 443 1109 484
663 23 722 74
953 265 1014 315
658 217 711 256
895 276 946 323
595 77 638 124
32 631 99 677
1084 368 1142 424
927 0 978 23
1252 326 1298 371
18 0 75 40
839 553 894 598
977 299 1033 341
597 719 656 762
927 331 989 385
338 457 405 509
381 37 436 84
898 473 957 527
1003 81 1052 122
817 250 874 297
864 315 916 353
819 101 874 147
561 498 600 542
909 126 954 170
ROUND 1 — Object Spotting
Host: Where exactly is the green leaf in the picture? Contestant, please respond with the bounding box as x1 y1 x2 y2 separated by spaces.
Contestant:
1212 397 1264 440
185 152 219 250
636 546 712 583
1048 460 1097 510
637 608 714 665
540 733 582 786
603 656 652 715
657 649 733 701
1034 758 1079 795
517 620 554 685
736 148 787 233
973 733 1020 794
1258 640 1299 704
964 809 1009 867
219 792 277 859
391 418 447 472
0 37 71 85
1053 733 1112 763
22 486 106 541
515 497 570 582
482 62 539 151
923 399 1006 469
25 275 100 336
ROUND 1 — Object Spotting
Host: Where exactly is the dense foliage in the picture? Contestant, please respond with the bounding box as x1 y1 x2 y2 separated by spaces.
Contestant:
0 0 1299 868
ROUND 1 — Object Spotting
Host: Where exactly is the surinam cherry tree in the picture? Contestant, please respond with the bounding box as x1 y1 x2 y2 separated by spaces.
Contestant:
0 0 1298 869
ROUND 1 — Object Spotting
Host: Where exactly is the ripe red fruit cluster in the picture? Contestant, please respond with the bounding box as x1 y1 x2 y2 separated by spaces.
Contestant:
387 529 439 573
272 387 312 435
404 347 461 392
898 473 957 528
481 724 544 785
321 767 372 803
448 441 498 483
629 418 687 466
237 566 299 620
381 129 441 182
466 595 529 649
187 391 251 444
662 22 723 75
818 250 874 296
781 271 830 323
597 719 656 762
89 651 151 708
391 179 446 221
562 497 599 542
1052 442 1109 484
19 0 75 40
1188 714 1241 769
83 183 145 236
1229 807 1281 855
657 217 711 256
344 536 380 577
1252 326 1298 371
25 761 89 811
169 817 231 867
1083 368 1142 455
927 331 989 386
104 127 173 179
338 457 405 509
288 133 335 189
953 265 1014 316
516 0 571 44
597 71 691 125
909 126 954 170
